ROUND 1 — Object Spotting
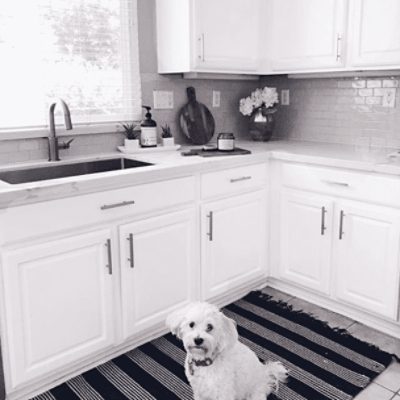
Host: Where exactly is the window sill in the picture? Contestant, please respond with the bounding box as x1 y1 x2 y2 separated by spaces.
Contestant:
0 122 140 141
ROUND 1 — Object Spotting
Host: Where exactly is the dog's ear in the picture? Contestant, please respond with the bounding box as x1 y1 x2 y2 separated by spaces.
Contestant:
218 313 238 352
166 305 191 339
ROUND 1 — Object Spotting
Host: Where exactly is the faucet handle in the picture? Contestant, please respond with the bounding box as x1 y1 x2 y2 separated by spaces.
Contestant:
59 138 74 150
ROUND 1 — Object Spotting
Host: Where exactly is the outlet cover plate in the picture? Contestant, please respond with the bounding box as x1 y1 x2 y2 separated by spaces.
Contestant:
153 90 174 109
281 89 290 105
212 90 221 107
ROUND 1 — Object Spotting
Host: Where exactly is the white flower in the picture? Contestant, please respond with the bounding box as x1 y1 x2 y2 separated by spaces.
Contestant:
239 97 254 116
239 86 279 116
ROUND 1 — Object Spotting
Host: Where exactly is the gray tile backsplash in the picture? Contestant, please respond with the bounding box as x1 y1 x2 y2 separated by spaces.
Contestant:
264 75 400 148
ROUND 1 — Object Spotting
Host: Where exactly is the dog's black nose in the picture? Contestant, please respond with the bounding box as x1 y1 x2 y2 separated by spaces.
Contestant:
194 337 204 346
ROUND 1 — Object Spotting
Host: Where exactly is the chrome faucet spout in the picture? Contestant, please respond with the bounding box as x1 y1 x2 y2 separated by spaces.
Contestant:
48 99 73 161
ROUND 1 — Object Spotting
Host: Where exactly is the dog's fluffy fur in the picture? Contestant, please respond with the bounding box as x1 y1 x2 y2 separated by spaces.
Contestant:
166 302 288 400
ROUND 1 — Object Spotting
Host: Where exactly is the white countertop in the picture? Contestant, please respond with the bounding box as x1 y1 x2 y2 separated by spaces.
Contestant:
0 140 399 209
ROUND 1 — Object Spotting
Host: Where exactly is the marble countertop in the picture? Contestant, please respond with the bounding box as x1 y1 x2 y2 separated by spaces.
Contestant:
0 139 399 208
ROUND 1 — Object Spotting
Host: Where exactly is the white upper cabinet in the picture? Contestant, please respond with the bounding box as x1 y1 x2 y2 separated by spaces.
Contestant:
192 0 259 71
269 0 347 71
156 0 260 73
348 0 400 68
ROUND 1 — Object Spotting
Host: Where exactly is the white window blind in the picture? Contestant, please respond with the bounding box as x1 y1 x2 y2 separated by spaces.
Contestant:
0 0 141 132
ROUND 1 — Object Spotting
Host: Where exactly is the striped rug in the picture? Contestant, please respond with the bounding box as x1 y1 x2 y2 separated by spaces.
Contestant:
32 291 395 400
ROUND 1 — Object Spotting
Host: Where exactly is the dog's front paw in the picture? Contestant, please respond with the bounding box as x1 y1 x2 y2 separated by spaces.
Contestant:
266 361 288 392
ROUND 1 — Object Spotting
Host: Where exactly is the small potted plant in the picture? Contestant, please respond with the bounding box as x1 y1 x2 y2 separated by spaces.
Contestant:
121 123 140 151
161 124 175 147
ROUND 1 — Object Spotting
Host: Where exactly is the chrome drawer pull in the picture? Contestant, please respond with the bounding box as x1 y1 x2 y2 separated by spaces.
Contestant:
322 180 350 187
230 176 252 183
100 200 135 210
127 233 134 268
105 239 113 275
207 211 213 241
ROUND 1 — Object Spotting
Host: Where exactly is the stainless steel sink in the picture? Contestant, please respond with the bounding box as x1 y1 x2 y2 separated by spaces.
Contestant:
0 158 153 184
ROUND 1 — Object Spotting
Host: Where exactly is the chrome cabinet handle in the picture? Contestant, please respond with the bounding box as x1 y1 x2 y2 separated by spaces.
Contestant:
336 33 342 61
127 233 134 268
321 206 327 235
105 239 113 275
100 200 135 210
207 211 213 241
230 176 252 183
198 33 205 61
322 180 350 187
339 210 345 240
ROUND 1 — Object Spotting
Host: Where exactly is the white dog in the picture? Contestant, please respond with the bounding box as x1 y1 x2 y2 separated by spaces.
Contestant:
166 302 288 400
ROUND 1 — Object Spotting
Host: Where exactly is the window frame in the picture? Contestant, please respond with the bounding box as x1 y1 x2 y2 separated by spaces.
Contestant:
0 0 141 141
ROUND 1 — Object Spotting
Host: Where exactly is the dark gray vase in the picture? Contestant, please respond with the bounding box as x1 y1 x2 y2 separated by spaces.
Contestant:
249 107 276 142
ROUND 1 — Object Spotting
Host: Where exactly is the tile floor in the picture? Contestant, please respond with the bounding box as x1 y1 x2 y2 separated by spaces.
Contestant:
261 286 400 400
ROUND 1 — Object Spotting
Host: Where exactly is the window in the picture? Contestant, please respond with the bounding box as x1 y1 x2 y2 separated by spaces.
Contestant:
0 0 141 135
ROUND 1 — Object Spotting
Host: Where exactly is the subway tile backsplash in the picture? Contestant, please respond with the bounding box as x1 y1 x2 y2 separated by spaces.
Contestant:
1 75 400 166
266 75 400 148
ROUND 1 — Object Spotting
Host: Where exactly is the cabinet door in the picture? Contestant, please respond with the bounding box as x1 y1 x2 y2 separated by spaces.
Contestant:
119 210 196 339
349 0 400 67
270 0 347 71
201 191 266 300
333 201 400 320
279 190 333 294
1 229 114 388
193 0 260 71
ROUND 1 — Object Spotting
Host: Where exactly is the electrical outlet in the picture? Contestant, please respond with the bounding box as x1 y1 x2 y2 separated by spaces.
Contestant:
153 90 174 109
212 90 221 107
281 89 290 105
382 88 396 108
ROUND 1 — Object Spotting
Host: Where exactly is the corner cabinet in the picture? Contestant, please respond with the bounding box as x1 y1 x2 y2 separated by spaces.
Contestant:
272 161 400 324
269 0 347 71
156 0 261 73
1 229 115 388
119 209 196 339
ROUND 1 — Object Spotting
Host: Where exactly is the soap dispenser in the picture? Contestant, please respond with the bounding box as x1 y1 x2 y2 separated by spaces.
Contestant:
140 105 157 147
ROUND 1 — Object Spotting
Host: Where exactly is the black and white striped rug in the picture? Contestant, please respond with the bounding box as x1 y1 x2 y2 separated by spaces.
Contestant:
32 291 395 400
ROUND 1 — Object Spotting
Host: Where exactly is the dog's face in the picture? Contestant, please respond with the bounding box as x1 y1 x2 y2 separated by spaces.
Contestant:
166 302 238 360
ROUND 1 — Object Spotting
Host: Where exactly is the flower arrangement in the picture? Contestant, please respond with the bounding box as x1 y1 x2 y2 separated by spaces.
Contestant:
239 86 279 116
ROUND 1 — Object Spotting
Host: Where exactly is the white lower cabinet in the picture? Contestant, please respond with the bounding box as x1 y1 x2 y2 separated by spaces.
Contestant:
1 229 115 388
201 190 266 300
119 209 196 339
279 190 333 294
333 200 400 320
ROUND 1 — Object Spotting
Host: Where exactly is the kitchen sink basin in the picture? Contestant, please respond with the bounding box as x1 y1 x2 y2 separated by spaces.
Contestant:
0 158 153 184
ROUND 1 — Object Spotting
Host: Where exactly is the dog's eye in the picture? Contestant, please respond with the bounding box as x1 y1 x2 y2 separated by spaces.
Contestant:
189 322 195 328
206 324 213 332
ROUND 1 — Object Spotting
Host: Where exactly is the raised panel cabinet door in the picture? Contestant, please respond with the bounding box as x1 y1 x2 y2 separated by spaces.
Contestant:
119 210 196 339
279 190 333 294
333 201 400 320
1 229 114 389
270 0 347 71
193 0 260 71
349 0 400 67
201 191 267 301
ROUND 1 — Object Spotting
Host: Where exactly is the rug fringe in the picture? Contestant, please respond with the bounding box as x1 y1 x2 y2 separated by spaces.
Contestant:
249 291 395 367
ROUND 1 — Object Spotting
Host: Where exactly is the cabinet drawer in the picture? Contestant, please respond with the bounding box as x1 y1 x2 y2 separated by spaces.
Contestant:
281 163 400 207
201 163 267 199
0 176 195 243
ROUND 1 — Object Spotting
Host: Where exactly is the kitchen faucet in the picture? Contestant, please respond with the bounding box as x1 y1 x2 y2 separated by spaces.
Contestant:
48 99 74 161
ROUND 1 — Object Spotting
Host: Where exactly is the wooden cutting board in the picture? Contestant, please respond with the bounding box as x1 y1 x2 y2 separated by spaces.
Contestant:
179 87 215 145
